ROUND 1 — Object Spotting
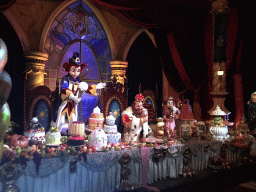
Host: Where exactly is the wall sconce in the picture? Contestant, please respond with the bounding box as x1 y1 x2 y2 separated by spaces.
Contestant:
217 70 224 76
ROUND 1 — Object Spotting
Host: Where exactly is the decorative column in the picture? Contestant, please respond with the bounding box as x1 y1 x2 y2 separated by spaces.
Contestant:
24 51 48 91
109 61 128 86
208 0 230 119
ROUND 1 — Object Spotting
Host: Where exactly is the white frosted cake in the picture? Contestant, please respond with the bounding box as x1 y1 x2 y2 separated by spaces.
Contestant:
103 112 121 144
88 126 107 151
45 127 61 145
88 106 104 130
104 125 117 133
106 133 121 144
24 129 45 138
69 121 85 136
24 117 46 144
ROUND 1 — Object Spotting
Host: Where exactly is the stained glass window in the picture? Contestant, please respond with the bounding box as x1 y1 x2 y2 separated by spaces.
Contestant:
44 0 112 91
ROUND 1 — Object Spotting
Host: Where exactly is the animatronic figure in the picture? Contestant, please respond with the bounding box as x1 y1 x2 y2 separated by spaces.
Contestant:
121 93 152 142
247 92 256 137
52 52 105 132
30 117 42 130
162 96 181 137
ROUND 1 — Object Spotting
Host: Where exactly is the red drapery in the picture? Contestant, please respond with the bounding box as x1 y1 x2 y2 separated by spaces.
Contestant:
233 35 244 127
90 0 243 121
0 0 16 12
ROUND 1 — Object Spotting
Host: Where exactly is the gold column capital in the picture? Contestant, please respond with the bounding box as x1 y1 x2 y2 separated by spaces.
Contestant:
24 51 49 91
110 60 128 85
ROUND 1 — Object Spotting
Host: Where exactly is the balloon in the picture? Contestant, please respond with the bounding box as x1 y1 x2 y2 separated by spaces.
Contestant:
0 70 12 109
0 38 8 72
0 103 11 162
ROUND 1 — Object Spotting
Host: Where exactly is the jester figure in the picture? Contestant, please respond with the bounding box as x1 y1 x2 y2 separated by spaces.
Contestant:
51 52 105 132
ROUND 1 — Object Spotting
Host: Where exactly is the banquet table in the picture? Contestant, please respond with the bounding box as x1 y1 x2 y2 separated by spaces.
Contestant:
0 140 225 192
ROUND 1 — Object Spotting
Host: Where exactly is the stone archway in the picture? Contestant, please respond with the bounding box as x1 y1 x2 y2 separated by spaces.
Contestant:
122 28 156 61
2 10 30 51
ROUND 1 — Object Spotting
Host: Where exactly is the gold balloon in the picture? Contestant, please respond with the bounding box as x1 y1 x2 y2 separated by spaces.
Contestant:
0 102 11 162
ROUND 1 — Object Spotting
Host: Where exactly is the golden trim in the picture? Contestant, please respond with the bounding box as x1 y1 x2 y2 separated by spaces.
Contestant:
29 95 52 123
105 96 123 118
61 90 72 101
109 61 128 65
143 96 155 111
61 107 76 122
73 84 78 93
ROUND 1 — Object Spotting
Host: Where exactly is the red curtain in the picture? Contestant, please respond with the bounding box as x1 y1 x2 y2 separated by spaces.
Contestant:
90 0 242 121
0 0 16 12
233 35 244 127
226 7 239 73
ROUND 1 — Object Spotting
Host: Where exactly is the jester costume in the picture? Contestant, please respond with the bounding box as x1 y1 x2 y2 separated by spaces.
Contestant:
51 52 94 131
57 73 81 128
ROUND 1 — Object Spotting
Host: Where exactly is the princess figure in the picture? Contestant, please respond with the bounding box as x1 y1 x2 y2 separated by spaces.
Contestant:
163 96 181 137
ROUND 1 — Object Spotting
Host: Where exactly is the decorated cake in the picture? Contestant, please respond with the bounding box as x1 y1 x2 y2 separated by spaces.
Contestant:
88 106 104 130
68 121 85 136
45 127 62 146
88 124 107 151
24 117 45 144
67 135 85 146
209 105 229 140
103 112 121 144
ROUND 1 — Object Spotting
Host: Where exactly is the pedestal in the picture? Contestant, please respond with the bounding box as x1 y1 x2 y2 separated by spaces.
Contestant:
208 92 230 120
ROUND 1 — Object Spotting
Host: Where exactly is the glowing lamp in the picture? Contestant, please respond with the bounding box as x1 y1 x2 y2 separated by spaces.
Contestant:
217 70 224 76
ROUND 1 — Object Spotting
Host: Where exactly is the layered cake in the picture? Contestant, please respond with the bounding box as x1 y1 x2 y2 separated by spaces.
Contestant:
103 112 121 144
88 124 107 151
67 136 85 146
68 121 85 136
24 117 45 144
88 106 104 130
45 127 61 146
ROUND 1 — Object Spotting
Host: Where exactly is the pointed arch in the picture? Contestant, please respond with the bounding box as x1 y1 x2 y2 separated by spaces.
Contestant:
123 28 155 61
2 10 30 51
39 0 115 60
